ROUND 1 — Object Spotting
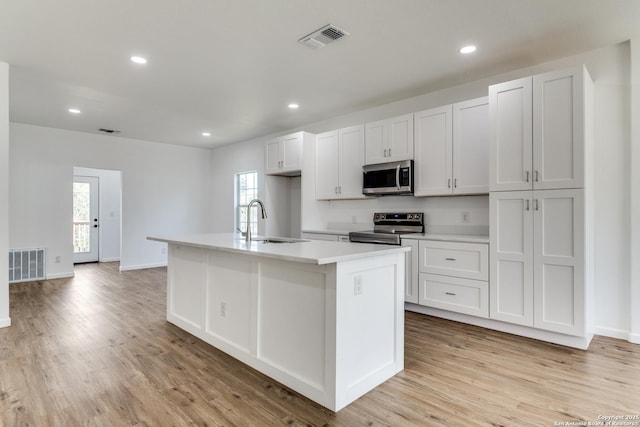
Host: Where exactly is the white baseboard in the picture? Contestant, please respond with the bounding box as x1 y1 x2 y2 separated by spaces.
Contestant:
0 317 11 328
593 325 630 340
100 257 120 263
119 262 167 272
629 332 640 345
46 272 75 280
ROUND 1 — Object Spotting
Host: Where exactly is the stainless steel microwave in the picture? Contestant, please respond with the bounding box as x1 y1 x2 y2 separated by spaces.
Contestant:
362 160 413 196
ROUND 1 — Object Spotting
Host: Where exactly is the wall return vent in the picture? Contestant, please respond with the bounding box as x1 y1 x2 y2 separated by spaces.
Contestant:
298 24 349 49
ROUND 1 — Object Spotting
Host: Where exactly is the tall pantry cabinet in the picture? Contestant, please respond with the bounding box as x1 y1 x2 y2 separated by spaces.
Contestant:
489 65 594 339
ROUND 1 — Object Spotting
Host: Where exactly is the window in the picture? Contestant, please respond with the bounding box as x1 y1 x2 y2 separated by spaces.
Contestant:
236 171 258 235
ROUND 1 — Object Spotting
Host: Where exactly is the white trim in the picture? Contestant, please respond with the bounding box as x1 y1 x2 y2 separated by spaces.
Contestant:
100 257 120 263
629 332 640 345
119 262 167 271
405 303 593 350
46 272 74 280
0 317 11 328
593 326 632 341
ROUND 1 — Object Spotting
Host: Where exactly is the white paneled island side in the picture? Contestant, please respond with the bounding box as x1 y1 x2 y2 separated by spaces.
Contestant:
147 233 409 411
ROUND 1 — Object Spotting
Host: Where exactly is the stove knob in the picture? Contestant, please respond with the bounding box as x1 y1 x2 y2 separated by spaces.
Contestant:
380 214 385 220
375 214 380 220
408 214 413 220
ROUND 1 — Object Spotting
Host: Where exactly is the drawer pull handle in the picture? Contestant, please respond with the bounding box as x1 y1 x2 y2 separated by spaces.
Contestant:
445 257 456 261
445 292 457 296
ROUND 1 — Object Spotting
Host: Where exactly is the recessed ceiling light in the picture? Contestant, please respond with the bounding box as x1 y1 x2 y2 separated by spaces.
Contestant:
130 56 148 64
459 45 477 54
202 132 211 137
68 108 81 114
288 103 299 109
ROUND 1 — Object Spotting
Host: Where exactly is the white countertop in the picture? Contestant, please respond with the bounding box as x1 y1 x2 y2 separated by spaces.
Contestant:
148 233 409 265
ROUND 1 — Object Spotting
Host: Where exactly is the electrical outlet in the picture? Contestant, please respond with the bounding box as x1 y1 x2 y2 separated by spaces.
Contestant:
220 302 227 317
462 212 470 223
354 276 363 296
54 256 62 263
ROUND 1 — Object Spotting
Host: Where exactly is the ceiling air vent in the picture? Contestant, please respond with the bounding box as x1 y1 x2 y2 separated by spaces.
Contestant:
98 128 120 135
298 24 349 49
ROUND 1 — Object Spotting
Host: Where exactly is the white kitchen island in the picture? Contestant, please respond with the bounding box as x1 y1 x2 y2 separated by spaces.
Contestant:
147 233 409 412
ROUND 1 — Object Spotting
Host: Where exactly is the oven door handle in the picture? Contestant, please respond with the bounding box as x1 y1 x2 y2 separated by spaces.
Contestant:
396 164 401 189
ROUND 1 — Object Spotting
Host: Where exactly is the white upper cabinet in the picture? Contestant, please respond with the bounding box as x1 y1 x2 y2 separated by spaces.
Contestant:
265 131 307 176
414 96 489 197
453 97 490 194
490 66 589 191
315 125 365 200
364 114 414 165
414 105 452 196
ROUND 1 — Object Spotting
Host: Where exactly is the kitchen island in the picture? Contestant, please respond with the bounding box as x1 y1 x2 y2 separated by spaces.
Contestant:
147 233 409 411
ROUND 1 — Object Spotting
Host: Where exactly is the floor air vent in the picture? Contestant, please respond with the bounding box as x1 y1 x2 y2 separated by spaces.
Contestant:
9 248 46 283
298 24 349 49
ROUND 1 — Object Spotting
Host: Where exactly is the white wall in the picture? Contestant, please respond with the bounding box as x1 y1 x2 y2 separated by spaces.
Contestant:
209 139 295 237
10 124 212 277
209 42 634 340
630 36 640 344
0 62 10 327
73 167 122 262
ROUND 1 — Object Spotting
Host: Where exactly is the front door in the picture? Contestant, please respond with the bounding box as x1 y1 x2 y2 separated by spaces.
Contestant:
73 176 100 263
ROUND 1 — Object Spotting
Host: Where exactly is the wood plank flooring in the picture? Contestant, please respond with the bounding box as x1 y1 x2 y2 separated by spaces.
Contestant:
1 262 639 426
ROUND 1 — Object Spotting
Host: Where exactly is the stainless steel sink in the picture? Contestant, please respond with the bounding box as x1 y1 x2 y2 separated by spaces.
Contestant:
253 237 310 244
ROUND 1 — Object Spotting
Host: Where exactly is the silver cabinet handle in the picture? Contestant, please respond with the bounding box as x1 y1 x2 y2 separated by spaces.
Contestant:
535 199 539 211
448 178 451 188
525 199 530 211
384 149 387 157
338 186 342 194
535 170 539 182
335 187 338 194
453 178 457 188
445 292 456 296
445 257 456 261
388 148 391 157
525 170 530 182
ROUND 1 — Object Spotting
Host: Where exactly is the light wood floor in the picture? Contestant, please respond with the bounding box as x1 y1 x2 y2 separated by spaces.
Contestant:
1 263 639 426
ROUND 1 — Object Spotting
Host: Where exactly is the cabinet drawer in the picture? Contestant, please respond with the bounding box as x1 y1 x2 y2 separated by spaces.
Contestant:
419 273 488 318
418 240 488 280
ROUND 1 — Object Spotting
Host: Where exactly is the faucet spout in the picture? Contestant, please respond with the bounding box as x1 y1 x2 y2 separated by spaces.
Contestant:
245 199 267 242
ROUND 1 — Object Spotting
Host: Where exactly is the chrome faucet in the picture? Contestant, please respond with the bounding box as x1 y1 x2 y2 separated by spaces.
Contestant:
245 199 267 242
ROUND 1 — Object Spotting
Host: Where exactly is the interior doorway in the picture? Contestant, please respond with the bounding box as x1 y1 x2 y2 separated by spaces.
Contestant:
72 167 122 265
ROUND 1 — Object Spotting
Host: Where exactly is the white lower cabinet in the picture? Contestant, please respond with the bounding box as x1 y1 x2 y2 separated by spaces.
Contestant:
402 239 419 304
490 189 586 336
413 239 489 318
418 273 489 318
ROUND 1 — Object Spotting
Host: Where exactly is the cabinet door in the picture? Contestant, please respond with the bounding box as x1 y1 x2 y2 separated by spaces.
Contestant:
489 77 533 191
364 119 387 165
490 191 534 326
402 239 419 304
387 114 414 162
453 97 489 194
533 68 585 190
338 125 365 199
414 105 453 196
281 132 303 172
265 138 282 174
315 131 340 200
533 189 585 335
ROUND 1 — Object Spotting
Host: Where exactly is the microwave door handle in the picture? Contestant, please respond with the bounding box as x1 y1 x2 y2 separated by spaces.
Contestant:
396 164 401 189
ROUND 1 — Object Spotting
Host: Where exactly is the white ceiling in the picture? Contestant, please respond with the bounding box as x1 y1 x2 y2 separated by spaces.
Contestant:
1 0 639 149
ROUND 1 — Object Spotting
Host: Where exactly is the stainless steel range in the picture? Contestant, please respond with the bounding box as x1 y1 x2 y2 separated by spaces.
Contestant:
349 212 424 245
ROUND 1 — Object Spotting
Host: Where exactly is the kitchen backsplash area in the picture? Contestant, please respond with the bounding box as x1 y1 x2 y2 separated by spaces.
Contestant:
302 193 489 235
